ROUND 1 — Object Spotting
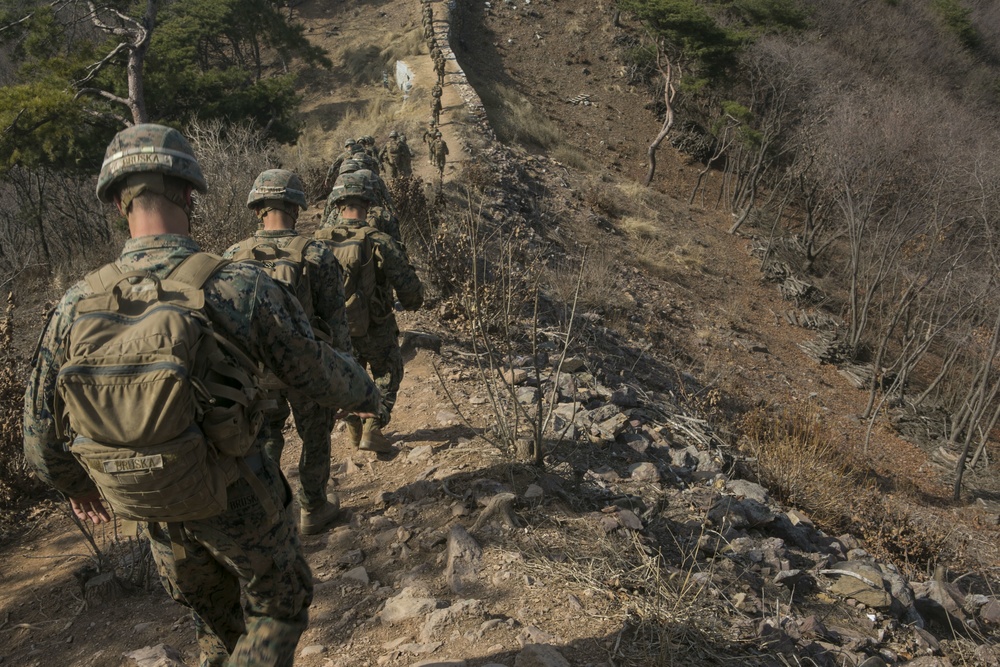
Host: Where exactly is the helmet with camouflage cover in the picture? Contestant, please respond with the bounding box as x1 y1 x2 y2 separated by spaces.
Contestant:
246 169 307 210
344 138 357 148
389 131 398 139
339 159 364 175
96 123 207 202
329 172 376 205
361 135 375 146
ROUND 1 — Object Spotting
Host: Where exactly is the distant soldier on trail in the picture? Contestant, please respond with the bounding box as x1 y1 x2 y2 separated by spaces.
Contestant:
434 52 446 87
224 170 351 536
380 130 414 182
315 174 424 454
431 94 442 126
322 161 400 241
350 142 381 175
422 122 438 150
430 131 449 182
326 138 359 189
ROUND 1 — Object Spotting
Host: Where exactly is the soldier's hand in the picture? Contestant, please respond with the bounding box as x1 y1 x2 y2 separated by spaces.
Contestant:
70 491 112 525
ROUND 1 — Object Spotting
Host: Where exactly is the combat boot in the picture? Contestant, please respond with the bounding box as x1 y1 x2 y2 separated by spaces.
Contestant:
359 418 393 453
300 495 341 535
344 415 363 448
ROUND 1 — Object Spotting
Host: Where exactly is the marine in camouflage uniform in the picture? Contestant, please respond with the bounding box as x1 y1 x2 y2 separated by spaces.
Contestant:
321 161 403 241
223 169 352 536
23 125 381 667
379 130 414 182
430 131 449 180
325 138 358 188
434 51 446 86
431 94 443 126
316 174 423 452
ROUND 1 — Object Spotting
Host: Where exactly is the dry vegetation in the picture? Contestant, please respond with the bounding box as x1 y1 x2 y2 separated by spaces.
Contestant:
737 408 950 578
0 293 42 514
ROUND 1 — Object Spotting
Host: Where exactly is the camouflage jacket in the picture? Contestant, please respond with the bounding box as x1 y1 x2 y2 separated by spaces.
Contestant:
23 234 380 497
321 218 423 313
223 230 352 353
320 205 401 243
431 138 449 159
327 150 354 181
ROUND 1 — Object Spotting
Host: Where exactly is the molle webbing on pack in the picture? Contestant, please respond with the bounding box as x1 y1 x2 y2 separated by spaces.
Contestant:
315 225 381 337
56 252 270 524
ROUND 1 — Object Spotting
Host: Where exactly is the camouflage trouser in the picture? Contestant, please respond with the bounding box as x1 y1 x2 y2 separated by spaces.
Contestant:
259 393 337 510
147 453 313 667
351 318 403 426
383 161 397 181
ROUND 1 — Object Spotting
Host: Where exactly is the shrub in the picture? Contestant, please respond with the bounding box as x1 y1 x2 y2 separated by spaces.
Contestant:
0 293 44 511
188 120 279 254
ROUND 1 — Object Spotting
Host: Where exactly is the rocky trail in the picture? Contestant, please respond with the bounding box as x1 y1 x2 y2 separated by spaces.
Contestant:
5 0 1000 665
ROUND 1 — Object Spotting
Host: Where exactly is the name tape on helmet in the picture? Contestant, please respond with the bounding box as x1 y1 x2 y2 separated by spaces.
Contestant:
103 146 198 169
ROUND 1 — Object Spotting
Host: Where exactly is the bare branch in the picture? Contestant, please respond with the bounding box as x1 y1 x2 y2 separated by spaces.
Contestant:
75 42 129 86
75 87 130 109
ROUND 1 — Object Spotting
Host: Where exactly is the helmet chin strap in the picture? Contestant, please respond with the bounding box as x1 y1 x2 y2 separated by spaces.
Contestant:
255 199 299 222
119 174 193 217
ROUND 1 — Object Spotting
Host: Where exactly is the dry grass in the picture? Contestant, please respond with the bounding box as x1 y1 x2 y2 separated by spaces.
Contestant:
737 408 861 528
620 214 661 239
518 520 759 666
479 82 564 151
338 28 425 83
0 294 43 511
543 247 620 315
736 407 949 576
550 144 591 171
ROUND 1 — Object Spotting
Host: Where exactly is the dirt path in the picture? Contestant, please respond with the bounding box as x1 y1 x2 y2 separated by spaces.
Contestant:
405 0 471 187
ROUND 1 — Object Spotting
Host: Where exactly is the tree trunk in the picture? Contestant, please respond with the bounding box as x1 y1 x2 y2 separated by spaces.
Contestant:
643 55 674 187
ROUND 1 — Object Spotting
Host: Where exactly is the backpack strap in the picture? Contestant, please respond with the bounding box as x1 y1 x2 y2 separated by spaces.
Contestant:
168 252 230 290
85 262 125 294
283 234 312 261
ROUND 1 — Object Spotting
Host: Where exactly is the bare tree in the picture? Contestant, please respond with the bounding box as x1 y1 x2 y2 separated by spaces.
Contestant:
75 0 158 125
643 42 677 187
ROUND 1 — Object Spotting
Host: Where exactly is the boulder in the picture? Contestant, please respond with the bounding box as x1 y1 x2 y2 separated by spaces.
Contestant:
514 644 571 667
124 644 186 667
381 587 439 624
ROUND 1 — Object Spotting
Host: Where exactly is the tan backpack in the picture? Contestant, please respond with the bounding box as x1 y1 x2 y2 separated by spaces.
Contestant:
228 235 314 321
315 225 384 337
54 253 270 523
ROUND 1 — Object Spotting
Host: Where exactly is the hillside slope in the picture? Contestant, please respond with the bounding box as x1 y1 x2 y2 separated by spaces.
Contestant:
3 0 1000 666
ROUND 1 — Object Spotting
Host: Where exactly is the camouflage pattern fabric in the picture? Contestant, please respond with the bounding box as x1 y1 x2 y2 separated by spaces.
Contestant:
321 218 423 423
147 453 311 667
321 170 394 227
393 138 413 177
435 56 446 86
326 150 354 183
223 230 351 353
351 319 404 425
431 137 449 172
97 124 207 201
24 234 380 665
379 138 410 181
431 97 442 125
247 170 307 210
224 230 349 511
320 204 402 242
257 392 336 511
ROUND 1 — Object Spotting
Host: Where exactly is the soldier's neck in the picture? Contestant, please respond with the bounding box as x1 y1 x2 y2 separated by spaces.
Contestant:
260 210 296 231
127 208 190 238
